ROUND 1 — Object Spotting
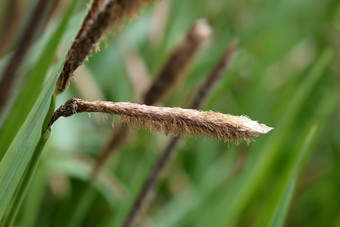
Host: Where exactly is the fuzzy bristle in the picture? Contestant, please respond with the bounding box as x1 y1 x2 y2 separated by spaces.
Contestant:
49 99 273 143
55 0 155 94
119 110 272 143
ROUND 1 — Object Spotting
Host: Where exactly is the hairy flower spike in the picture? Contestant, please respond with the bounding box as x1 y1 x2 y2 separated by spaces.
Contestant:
49 99 273 143
55 0 154 95
76 0 106 41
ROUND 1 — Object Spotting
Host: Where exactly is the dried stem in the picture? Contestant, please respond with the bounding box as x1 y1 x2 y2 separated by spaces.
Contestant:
94 20 212 176
48 99 272 143
123 40 241 227
55 0 154 95
123 135 181 227
0 0 51 115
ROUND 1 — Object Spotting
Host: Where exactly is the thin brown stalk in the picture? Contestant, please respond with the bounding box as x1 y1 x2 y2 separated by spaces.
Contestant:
191 39 238 109
123 41 242 227
0 0 51 115
123 135 181 227
55 0 154 95
94 20 212 176
93 123 131 177
48 98 272 142
93 128 133 178
0 0 21 56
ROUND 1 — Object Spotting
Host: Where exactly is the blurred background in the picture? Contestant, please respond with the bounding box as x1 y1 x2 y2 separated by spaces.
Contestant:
1 0 339 226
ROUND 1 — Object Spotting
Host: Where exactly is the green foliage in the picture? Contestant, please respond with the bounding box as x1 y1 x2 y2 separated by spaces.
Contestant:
0 0 339 226
0 0 78 155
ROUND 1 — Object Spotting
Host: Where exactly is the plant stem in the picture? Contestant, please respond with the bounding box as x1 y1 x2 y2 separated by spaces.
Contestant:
123 135 181 227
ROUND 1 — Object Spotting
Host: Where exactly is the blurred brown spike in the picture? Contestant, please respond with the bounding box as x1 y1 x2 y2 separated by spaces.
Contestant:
143 19 212 105
75 0 106 41
55 0 155 95
0 0 51 116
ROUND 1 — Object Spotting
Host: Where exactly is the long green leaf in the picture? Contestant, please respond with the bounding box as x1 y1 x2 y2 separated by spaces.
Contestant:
0 59 61 221
218 49 333 226
268 125 317 227
20 155 49 227
0 1 85 220
47 154 125 206
0 0 78 157
0 136 50 227
191 48 333 227
267 91 338 227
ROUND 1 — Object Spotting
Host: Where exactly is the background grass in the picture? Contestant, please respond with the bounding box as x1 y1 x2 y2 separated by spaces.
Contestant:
0 0 339 226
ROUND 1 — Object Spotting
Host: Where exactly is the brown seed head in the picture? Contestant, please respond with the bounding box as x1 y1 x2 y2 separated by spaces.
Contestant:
49 99 273 143
55 0 155 95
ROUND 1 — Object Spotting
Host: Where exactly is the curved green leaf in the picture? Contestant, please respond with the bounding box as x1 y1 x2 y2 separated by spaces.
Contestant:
0 0 85 221
0 0 78 157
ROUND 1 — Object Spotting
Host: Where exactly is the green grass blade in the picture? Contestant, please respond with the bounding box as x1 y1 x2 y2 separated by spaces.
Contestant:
268 125 318 227
0 0 88 220
152 147 237 227
47 154 125 206
221 49 333 225
0 135 50 227
0 0 78 158
267 91 338 227
20 158 49 227
0 61 61 221
271 180 295 227
65 186 97 227
191 48 333 227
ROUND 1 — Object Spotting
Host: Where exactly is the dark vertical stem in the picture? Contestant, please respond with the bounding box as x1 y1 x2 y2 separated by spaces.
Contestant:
92 124 130 178
0 0 20 56
123 40 238 227
190 39 238 109
123 136 181 227
0 0 51 115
